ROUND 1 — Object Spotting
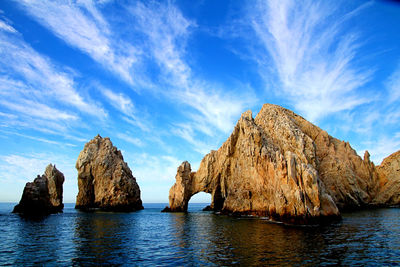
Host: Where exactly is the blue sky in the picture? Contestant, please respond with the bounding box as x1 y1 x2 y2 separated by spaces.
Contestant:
0 0 399 203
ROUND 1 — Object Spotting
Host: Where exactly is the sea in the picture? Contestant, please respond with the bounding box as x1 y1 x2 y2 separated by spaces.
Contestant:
0 203 400 266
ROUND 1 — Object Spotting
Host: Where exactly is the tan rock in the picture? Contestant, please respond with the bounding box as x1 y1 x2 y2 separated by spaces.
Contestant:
167 105 340 224
374 151 400 205
13 164 64 215
75 135 143 211
165 104 400 224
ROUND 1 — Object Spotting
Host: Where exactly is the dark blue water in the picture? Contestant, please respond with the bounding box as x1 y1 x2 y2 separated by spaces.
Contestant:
0 203 400 266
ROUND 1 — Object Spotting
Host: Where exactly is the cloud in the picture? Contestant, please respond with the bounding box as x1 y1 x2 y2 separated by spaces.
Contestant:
0 152 78 202
386 65 400 103
248 0 373 122
0 99 78 121
361 134 400 165
0 152 76 183
15 0 255 146
16 0 139 85
0 25 107 118
101 88 135 116
172 124 211 155
100 87 151 132
116 132 144 147
129 1 256 144
0 18 107 139
128 1 193 88
131 152 182 182
0 19 16 33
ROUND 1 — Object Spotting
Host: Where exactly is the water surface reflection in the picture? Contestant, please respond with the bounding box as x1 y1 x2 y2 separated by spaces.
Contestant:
0 203 399 265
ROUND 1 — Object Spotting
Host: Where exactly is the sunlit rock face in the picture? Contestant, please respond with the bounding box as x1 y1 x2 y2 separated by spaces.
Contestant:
374 151 400 205
13 164 64 215
165 104 400 224
75 135 143 211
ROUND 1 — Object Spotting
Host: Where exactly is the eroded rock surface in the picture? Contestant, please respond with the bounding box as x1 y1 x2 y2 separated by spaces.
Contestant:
13 164 64 215
374 151 400 205
166 104 400 224
75 135 143 211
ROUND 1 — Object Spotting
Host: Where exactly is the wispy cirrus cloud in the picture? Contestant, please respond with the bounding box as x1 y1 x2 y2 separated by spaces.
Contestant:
386 64 400 104
248 0 373 122
129 1 193 88
101 88 136 118
0 18 106 137
100 87 150 132
116 132 144 148
16 0 139 86
0 19 16 33
15 1 255 153
129 1 255 150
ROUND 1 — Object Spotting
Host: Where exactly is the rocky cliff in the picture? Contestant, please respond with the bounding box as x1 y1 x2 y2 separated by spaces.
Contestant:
165 104 400 224
13 164 64 215
374 151 400 205
75 135 143 211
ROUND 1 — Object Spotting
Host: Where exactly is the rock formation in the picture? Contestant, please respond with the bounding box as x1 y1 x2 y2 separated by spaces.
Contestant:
165 104 400 224
374 151 400 205
13 164 64 215
75 135 143 211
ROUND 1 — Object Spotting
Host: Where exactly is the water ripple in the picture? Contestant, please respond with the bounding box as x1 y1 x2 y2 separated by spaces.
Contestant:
0 203 400 265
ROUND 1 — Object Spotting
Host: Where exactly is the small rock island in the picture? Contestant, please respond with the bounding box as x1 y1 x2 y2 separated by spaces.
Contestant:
13 164 64 216
164 104 400 224
75 135 143 211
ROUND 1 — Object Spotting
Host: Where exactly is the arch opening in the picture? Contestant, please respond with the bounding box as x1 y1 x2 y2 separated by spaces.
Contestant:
188 192 211 212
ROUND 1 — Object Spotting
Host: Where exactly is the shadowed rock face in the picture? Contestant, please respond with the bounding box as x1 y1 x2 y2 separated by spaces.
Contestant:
165 104 400 224
13 164 64 215
75 135 143 211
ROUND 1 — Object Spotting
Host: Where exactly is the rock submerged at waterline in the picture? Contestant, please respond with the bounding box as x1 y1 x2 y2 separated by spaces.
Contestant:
13 164 64 215
75 135 143 211
165 104 400 224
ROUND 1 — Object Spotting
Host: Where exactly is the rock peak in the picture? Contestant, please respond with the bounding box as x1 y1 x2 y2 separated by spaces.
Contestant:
240 110 253 121
75 135 143 211
13 164 64 215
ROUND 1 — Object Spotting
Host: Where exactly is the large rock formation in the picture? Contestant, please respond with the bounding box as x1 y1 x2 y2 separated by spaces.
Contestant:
374 151 400 205
75 135 143 211
13 164 64 215
165 104 400 224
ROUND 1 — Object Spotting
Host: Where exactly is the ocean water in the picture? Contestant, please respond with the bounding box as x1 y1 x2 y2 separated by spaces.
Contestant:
0 203 400 266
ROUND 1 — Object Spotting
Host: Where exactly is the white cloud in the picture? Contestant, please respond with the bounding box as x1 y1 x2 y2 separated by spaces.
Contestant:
0 152 76 183
129 1 255 142
361 134 400 165
386 65 400 103
0 29 107 119
0 19 108 141
0 100 78 121
101 88 135 117
129 1 193 88
16 0 138 86
172 124 211 155
249 0 373 122
131 153 182 182
0 152 78 202
0 19 16 33
100 87 151 132
116 133 144 147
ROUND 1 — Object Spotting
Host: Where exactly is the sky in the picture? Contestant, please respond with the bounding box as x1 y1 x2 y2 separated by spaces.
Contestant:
0 0 399 203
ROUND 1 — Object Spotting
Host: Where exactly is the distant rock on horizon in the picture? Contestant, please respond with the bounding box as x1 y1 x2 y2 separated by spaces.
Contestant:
13 164 64 215
75 135 143 211
164 104 400 224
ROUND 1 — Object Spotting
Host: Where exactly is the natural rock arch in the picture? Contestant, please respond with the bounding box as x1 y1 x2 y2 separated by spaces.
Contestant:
164 104 400 224
165 161 226 212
